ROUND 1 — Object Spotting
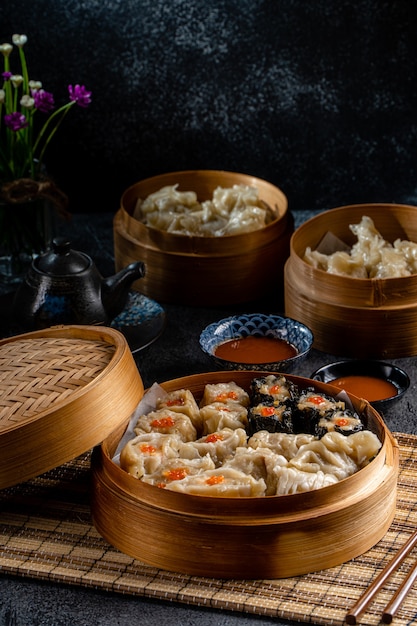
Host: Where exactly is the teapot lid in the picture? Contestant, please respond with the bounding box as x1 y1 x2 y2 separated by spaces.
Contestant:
36 237 91 275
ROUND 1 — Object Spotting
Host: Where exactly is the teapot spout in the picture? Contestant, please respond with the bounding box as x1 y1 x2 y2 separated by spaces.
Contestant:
102 261 146 321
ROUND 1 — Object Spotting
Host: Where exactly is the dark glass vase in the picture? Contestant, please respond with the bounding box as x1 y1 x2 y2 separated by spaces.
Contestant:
0 197 55 284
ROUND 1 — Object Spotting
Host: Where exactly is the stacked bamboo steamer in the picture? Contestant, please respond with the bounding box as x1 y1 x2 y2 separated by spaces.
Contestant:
91 370 398 579
113 170 293 306
285 203 417 358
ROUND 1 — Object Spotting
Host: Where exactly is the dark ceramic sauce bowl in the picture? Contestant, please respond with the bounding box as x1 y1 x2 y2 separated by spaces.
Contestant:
311 360 410 411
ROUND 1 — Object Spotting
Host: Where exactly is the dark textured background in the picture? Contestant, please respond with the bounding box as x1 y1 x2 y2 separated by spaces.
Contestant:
1 0 417 214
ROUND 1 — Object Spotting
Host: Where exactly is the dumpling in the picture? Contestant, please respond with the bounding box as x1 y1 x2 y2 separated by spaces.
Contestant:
247 402 293 435
120 432 182 479
265 463 339 495
179 427 248 466
200 382 250 407
163 467 267 497
141 455 216 488
250 374 298 406
303 246 331 271
393 239 417 274
133 184 200 219
289 439 358 481
248 431 315 460
134 408 197 442
288 430 381 480
223 446 286 495
315 409 363 438
372 246 411 278
223 206 269 236
155 388 202 433
293 388 346 434
326 250 368 278
200 401 248 434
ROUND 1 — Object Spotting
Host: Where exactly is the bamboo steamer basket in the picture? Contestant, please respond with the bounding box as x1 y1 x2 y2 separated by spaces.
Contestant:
113 170 293 306
0 325 144 489
91 370 398 579
285 203 417 358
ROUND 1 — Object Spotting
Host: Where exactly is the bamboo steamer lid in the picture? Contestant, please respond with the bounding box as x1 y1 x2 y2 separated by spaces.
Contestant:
284 203 417 358
91 370 398 579
113 170 293 305
0 325 144 489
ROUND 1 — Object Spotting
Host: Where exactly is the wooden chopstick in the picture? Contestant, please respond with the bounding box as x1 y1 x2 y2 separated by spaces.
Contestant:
381 559 417 623
345 529 417 625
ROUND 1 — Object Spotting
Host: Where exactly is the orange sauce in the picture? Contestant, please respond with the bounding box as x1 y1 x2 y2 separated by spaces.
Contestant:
331 375 397 402
214 336 298 364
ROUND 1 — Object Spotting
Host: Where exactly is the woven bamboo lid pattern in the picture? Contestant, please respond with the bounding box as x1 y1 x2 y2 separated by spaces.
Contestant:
0 337 115 424
0 325 144 489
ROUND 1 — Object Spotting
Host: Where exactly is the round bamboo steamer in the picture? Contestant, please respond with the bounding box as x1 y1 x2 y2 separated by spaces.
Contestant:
285 203 417 358
0 325 144 489
113 170 293 306
91 370 398 579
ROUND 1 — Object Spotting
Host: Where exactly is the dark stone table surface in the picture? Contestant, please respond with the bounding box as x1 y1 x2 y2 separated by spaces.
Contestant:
1 210 416 625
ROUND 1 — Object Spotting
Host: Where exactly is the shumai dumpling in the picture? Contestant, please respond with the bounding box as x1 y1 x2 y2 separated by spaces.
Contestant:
134 408 197 442
120 432 182 479
141 454 216 488
200 382 250 408
155 388 202 433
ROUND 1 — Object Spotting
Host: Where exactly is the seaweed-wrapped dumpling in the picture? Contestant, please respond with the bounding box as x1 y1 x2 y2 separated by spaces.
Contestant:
292 388 345 434
247 401 293 435
250 374 297 407
315 409 363 438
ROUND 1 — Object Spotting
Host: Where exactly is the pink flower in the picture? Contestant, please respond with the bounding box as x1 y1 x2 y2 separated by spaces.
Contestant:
32 89 55 113
68 84 92 108
4 111 28 131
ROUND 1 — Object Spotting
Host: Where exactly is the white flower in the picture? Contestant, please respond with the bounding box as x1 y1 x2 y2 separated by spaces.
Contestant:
12 34 27 48
0 43 13 57
29 80 42 91
10 75 23 88
20 94 34 108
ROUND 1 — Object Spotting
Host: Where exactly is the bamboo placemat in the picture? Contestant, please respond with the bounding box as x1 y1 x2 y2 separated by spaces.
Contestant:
1 433 417 625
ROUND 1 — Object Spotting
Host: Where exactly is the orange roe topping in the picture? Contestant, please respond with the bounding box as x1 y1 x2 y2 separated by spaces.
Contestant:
308 395 326 405
269 384 282 394
166 398 185 407
164 467 188 481
206 475 225 485
260 406 275 417
156 483 167 489
140 444 157 454
215 391 238 402
151 416 176 428
335 418 349 426
204 433 224 443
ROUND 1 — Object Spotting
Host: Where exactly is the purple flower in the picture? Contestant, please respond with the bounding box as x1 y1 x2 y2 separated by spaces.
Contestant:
32 89 55 113
4 111 28 131
2 71 12 81
68 84 92 108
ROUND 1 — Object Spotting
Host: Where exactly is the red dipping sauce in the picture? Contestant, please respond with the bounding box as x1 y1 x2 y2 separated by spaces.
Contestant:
331 375 397 402
214 335 298 364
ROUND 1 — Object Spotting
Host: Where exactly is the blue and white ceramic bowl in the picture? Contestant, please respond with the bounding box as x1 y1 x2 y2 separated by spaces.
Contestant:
199 313 313 372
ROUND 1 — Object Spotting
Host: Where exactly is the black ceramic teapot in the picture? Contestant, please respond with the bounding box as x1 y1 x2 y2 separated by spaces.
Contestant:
12 237 146 331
